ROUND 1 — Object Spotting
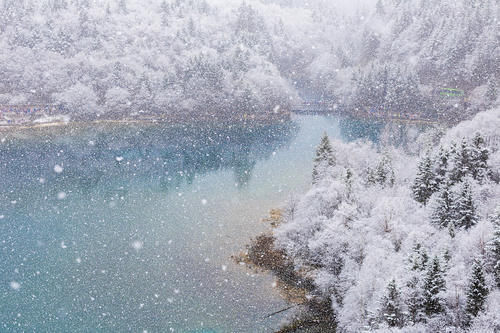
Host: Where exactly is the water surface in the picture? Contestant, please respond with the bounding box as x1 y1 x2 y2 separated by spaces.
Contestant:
0 115 423 332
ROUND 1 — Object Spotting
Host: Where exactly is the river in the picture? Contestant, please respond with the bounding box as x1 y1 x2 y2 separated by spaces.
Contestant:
0 115 425 332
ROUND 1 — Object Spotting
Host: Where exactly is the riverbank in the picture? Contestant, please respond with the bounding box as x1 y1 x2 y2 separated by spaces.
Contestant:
0 111 292 131
241 210 337 332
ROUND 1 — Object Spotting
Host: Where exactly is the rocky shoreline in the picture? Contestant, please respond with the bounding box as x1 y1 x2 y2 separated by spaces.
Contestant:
239 209 337 333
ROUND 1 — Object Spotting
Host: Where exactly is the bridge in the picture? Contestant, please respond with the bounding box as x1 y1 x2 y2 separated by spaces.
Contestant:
291 100 339 114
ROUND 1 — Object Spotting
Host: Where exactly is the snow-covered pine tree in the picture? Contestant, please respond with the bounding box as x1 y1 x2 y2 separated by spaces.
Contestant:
377 155 393 187
389 168 395 187
423 256 446 317
465 258 489 321
380 279 404 327
434 146 449 187
377 161 387 185
406 275 426 325
486 79 498 103
431 179 455 229
345 168 353 200
312 133 336 184
366 166 376 185
448 141 458 172
412 154 437 205
450 139 472 183
448 220 456 238
470 132 490 182
366 155 395 187
443 249 452 269
486 209 500 288
406 244 427 324
455 180 478 230
409 243 429 271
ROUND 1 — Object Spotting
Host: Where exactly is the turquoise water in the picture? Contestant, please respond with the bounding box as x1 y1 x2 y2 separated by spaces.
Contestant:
0 115 420 332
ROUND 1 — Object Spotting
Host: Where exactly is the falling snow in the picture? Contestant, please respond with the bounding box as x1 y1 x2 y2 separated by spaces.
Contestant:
9 281 21 290
0 0 498 332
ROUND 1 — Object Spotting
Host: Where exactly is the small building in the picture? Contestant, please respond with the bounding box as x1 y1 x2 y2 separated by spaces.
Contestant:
0 104 64 125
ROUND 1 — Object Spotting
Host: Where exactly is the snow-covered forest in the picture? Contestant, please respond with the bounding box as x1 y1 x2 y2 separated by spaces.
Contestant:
1 0 500 332
270 106 500 331
0 0 498 119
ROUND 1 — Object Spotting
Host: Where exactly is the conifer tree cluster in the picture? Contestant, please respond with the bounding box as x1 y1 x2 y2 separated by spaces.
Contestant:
351 65 425 117
273 111 500 332
366 155 395 187
432 179 479 233
411 134 491 236
380 244 497 329
413 133 491 205
432 180 479 233
376 249 450 327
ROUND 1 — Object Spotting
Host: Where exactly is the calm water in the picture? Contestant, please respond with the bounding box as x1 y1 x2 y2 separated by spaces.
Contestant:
0 115 421 332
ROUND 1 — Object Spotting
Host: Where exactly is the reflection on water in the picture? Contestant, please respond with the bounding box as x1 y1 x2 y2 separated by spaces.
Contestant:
0 123 297 194
0 121 300 333
338 116 433 150
0 116 426 332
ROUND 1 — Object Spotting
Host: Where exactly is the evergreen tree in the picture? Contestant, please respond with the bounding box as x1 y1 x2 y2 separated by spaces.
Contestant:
465 258 489 321
486 79 498 102
389 168 395 187
448 220 456 238
450 139 472 183
412 154 437 205
366 166 377 185
409 243 429 271
345 168 353 200
434 146 449 187
423 256 446 316
455 180 478 230
486 209 500 287
406 244 428 323
443 249 452 269
470 133 490 182
376 157 388 185
366 155 395 187
431 179 455 229
406 275 426 324
380 279 404 327
312 133 336 184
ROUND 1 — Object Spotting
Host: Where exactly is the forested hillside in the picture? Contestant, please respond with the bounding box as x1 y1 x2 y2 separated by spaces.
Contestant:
0 0 303 118
0 0 498 119
306 0 500 119
268 106 500 332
